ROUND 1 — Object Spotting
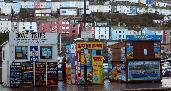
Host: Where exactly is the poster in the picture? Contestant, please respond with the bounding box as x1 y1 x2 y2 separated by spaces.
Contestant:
92 56 104 84
66 64 71 84
126 43 133 59
154 42 161 58
128 61 161 81
109 64 126 81
47 62 58 85
30 46 38 62
40 46 52 59
87 66 93 82
15 46 28 59
93 66 103 84
92 56 103 66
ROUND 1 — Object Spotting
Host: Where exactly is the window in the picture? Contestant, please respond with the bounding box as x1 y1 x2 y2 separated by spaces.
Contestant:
119 31 121 33
30 26 32 29
73 25 75 28
119 35 121 38
62 11 66 13
144 49 147 55
40 46 52 59
72 30 75 33
96 50 102 55
14 27 17 29
23 27 25 29
15 46 28 59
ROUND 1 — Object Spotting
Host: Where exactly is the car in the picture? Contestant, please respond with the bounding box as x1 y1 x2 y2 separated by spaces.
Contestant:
162 67 171 77
103 63 109 79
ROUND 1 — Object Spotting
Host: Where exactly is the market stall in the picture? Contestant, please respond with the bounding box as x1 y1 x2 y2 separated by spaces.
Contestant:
109 35 162 82
65 41 104 84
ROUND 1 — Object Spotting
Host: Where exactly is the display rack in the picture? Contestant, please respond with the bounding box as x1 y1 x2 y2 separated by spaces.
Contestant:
35 62 46 86
22 62 33 86
10 62 22 87
47 62 58 86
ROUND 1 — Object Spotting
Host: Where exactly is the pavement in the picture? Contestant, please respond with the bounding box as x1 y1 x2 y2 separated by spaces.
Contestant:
1 77 171 91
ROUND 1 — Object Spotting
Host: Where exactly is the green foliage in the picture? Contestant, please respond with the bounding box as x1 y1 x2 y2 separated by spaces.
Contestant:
0 33 9 45
88 12 165 27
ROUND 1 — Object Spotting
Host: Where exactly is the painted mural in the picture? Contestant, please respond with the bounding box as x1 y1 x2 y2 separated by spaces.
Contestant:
128 61 161 81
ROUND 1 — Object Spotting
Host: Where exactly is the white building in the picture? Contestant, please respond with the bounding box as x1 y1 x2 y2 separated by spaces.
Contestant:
128 29 141 35
51 2 60 13
137 7 146 14
89 5 111 13
94 22 110 40
115 5 130 14
0 2 12 15
11 22 37 32
60 8 78 16
35 9 52 16
2 32 58 87
110 26 128 41
0 16 11 33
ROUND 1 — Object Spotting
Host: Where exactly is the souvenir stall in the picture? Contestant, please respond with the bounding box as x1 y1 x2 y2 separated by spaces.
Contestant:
2 32 58 87
66 41 104 84
126 35 162 82
109 35 162 82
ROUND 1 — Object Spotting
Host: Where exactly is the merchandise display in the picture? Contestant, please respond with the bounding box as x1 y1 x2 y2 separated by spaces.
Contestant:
47 62 58 85
35 62 46 86
22 62 34 86
10 62 22 87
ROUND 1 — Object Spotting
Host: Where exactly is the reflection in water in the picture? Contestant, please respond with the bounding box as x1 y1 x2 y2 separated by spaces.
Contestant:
1 78 171 91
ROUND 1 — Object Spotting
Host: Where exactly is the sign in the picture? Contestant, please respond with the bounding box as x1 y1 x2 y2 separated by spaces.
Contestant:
81 31 94 39
128 61 161 81
66 44 75 54
15 46 28 59
76 42 103 51
40 46 52 59
92 56 104 65
154 42 161 58
30 46 38 62
126 43 133 59
92 56 104 84
126 35 162 41
9 32 57 45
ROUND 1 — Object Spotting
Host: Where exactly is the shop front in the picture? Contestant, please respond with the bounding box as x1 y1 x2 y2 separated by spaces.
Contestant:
65 41 104 85
2 32 58 87
109 35 162 82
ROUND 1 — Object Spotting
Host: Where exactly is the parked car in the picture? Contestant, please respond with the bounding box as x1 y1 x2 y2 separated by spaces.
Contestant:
163 67 171 77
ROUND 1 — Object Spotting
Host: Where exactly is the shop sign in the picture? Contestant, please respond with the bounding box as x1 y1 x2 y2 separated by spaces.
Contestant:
128 61 161 81
9 32 57 45
126 35 162 41
92 56 104 66
76 42 103 51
